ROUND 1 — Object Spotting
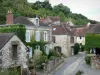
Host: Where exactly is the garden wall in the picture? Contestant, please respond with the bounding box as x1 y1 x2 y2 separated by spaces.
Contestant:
45 57 64 73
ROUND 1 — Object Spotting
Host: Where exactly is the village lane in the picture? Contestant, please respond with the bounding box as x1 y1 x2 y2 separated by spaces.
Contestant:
51 52 85 75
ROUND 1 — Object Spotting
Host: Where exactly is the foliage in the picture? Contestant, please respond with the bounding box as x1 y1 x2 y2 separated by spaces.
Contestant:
26 41 47 55
73 43 80 55
53 3 71 16
34 54 48 70
57 12 66 22
75 70 83 75
85 33 100 50
85 56 91 66
0 0 99 25
8 68 20 75
31 0 52 10
48 50 61 59
80 45 85 52
0 67 20 75
0 25 26 42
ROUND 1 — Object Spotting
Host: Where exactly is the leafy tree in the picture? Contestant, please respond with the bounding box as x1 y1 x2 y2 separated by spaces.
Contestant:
53 3 71 17
0 0 99 25
31 0 52 10
89 20 98 24
73 43 80 55
57 12 66 22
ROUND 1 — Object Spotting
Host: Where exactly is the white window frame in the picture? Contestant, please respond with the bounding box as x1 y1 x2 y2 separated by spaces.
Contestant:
26 30 30 42
44 31 48 41
36 31 40 41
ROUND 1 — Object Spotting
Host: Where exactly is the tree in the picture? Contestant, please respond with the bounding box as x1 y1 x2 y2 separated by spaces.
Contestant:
57 12 66 22
73 43 80 55
53 3 71 17
31 0 52 10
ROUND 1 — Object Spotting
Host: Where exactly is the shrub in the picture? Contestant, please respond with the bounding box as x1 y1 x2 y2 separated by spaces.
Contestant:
74 43 80 55
75 70 83 75
34 54 48 70
85 56 91 66
48 50 61 59
80 45 85 52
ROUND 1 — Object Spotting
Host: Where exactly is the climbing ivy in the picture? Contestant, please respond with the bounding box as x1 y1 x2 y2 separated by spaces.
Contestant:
0 24 26 42
26 40 47 55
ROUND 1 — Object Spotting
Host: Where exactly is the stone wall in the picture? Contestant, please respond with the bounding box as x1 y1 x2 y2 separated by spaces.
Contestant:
1 35 28 68
91 56 100 69
45 57 64 73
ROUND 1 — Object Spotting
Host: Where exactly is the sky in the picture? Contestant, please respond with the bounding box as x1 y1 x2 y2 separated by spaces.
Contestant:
28 0 100 21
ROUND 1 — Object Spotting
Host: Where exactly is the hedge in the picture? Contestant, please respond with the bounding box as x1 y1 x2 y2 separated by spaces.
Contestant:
0 24 26 43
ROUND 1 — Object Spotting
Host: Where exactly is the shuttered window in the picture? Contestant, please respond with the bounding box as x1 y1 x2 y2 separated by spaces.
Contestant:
26 30 30 42
36 31 40 41
44 31 48 41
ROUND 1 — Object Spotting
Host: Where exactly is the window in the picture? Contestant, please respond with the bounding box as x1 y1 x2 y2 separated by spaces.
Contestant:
36 31 40 41
26 30 30 42
0 59 2 64
44 31 48 41
80 36 82 39
12 45 18 60
0 52 2 56
52 36 56 43
36 45 40 50
70 37 74 43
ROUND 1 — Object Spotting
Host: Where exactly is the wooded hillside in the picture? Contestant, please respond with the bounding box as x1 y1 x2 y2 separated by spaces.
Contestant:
0 0 99 25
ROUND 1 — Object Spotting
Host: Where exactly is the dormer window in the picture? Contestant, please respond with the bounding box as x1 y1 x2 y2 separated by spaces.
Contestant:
34 17 39 26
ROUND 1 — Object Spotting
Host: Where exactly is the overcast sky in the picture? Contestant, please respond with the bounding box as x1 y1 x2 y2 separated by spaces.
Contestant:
28 0 100 21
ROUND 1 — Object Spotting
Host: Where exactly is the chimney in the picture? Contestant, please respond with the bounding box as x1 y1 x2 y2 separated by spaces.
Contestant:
6 10 13 24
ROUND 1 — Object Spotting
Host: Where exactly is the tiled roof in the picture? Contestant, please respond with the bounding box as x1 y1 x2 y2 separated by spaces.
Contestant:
87 24 100 33
14 16 34 26
0 33 14 50
72 27 87 36
52 25 66 35
14 16 49 27
48 16 60 22
52 25 72 35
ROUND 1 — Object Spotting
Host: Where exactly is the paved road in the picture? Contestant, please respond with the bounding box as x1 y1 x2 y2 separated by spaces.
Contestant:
51 52 85 75
51 52 100 75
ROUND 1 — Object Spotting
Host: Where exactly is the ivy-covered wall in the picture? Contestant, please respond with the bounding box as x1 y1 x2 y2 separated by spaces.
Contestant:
0 25 26 43
26 30 49 55
85 33 100 49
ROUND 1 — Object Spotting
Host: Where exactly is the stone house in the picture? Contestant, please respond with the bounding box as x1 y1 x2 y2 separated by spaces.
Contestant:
52 24 76 57
0 33 28 68
72 27 86 45
6 11 52 57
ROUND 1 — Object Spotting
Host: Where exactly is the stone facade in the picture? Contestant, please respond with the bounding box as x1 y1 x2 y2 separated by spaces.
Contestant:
53 35 76 57
1 35 28 68
76 36 85 45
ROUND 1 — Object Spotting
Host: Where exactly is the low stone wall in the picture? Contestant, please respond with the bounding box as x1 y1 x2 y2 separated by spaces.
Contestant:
44 57 64 73
91 56 100 69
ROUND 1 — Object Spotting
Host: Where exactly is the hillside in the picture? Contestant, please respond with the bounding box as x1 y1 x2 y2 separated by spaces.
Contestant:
0 0 99 25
